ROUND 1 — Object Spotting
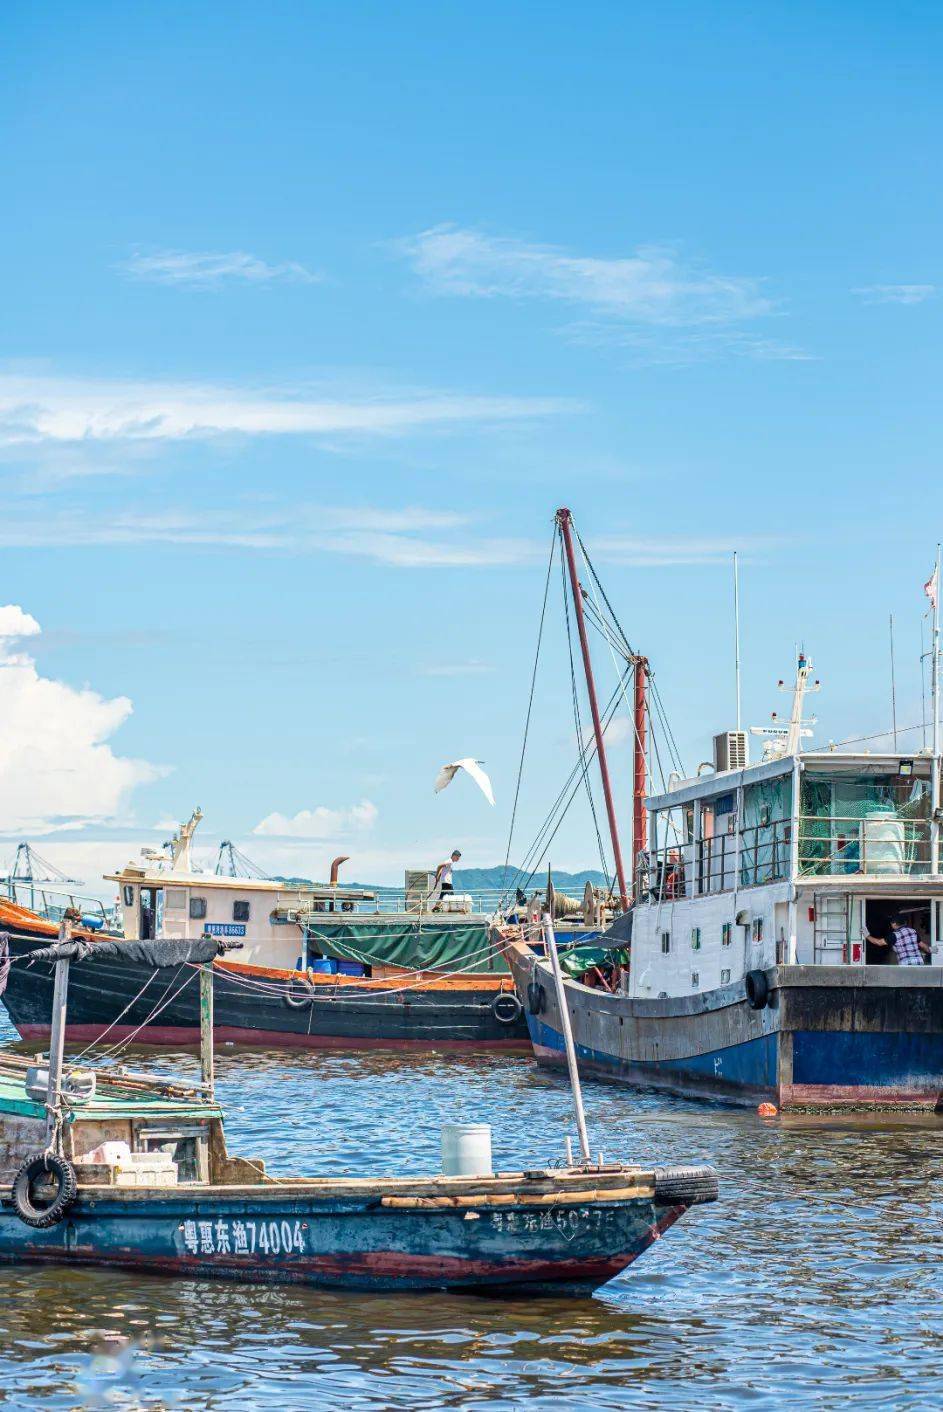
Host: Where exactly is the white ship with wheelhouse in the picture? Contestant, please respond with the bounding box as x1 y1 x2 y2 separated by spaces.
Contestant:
510 653 943 1109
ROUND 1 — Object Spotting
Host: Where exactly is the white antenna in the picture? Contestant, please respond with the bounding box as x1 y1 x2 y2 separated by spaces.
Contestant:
733 551 742 731
750 651 820 758
889 614 898 750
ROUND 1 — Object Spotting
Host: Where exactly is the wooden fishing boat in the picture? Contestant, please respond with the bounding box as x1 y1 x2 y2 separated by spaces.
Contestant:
0 932 718 1295
0 900 529 1051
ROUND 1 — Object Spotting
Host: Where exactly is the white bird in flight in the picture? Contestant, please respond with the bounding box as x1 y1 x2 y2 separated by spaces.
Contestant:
434 758 495 807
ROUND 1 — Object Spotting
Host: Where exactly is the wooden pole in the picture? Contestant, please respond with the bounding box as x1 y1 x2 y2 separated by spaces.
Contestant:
542 912 591 1164
199 964 215 1100
45 912 75 1143
556 508 630 910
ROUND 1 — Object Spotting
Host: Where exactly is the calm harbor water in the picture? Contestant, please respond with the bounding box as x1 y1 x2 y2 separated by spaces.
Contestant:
2 1011 942 1410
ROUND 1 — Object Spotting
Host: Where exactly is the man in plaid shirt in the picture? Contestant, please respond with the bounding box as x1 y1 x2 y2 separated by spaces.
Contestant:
866 915 930 966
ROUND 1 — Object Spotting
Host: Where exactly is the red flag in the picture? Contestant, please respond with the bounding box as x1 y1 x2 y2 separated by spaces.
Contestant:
925 568 938 610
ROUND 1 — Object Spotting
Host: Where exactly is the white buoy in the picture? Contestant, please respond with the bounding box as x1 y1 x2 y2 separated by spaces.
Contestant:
440 1122 493 1177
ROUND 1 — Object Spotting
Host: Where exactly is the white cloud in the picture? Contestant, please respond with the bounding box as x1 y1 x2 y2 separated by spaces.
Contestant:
253 800 379 839
399 225 775 327
0 605 41 640
123 248 321 288
853 284 936 306
0 604 164 835
0 372 571 448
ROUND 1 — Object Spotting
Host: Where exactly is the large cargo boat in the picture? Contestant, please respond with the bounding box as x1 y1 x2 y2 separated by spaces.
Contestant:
507 652 943 1110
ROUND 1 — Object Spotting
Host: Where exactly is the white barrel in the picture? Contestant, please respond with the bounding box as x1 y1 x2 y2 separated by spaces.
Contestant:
861 812 906 874
440 1122 493 1177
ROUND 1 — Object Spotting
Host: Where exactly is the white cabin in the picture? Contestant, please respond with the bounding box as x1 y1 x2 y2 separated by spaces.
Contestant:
105 811 375 970
630 731 941 1000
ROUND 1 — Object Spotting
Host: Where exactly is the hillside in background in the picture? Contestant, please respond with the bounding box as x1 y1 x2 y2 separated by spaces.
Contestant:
271 866 609 891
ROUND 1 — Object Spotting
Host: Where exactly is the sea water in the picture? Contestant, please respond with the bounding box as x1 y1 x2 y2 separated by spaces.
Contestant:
1 1011 941 1409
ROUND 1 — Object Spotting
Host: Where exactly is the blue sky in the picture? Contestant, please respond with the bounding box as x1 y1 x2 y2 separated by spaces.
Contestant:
1 2 941 893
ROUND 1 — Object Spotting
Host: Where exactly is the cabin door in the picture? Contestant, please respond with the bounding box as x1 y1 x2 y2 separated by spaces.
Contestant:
140 886 158 940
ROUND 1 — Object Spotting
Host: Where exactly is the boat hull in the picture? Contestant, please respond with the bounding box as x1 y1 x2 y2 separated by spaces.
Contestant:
507 944 943 1109
0 927 529 1052
0 1187 685 1294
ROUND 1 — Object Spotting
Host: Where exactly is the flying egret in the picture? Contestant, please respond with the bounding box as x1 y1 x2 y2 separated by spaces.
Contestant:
434 758 495 807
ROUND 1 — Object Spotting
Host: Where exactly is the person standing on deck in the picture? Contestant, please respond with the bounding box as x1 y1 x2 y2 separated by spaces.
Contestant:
431 850 461 905
866 916 930 965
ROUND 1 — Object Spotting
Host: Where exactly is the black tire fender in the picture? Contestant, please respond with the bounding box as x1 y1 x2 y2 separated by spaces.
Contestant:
526 980 547 1016
12 1152 78 1228
492 991 524 1025
284 975 316 1009
653 1165 719 1207
744 969 770 1010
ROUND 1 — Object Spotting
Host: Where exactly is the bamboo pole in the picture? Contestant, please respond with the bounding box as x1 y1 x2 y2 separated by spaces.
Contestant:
542 912 591 1164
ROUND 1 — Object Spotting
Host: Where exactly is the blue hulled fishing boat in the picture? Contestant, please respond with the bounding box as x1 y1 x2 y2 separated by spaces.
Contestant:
0 927 717 1294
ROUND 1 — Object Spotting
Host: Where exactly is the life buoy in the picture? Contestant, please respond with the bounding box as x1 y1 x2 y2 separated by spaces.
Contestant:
492 991 523 1025
284 975 316 1009
744 969 770 1010
526 980 547 1015
12 1152 78 1228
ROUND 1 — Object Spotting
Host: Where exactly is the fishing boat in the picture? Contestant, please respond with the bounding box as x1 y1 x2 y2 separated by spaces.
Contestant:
0 813 612 1051
0 928 717 1294
504 513 943 1110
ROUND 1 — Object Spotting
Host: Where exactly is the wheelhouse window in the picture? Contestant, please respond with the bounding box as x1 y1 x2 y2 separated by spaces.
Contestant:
752 917 764 943
233 900 250 922
189 896 207 920
165 888 186 911
691 927 701 950
722 922 732 946
660 931 671 954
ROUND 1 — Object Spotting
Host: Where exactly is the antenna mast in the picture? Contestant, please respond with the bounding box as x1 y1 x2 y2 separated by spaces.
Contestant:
734 551 742 731
556 508 630 911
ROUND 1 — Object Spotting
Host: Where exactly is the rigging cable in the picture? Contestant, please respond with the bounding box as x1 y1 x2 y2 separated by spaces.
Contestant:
502 526 557 893
559 533 610 881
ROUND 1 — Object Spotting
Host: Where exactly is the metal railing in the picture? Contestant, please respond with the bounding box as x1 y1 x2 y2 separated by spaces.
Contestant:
1 885 112 928
636 818 793 899
798 814 930 877
296 887 517 918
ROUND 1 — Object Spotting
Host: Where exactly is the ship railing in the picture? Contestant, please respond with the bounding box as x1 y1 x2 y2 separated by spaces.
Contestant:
797 813 930 877
1 885 111 928
636 818 792 899
299 888 515 918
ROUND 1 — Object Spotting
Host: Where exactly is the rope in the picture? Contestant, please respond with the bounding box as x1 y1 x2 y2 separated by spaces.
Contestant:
503 526 557 890
69 969 160 1061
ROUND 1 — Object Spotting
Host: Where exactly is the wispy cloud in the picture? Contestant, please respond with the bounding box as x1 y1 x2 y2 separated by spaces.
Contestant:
122 248 321 288
853 284 936 306
421 660 496 677
592 534 774 566
0 372 571 448
399 225 775 326
0 504 543 569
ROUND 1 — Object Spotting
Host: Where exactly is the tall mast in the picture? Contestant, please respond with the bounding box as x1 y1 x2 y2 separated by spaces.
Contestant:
556 508 629 911
932 546 941 874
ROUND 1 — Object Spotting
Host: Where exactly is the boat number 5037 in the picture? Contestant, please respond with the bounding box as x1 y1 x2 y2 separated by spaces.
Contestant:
178 1217 307 1258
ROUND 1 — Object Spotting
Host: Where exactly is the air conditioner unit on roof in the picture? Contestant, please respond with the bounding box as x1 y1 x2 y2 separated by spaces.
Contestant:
714 731 749 773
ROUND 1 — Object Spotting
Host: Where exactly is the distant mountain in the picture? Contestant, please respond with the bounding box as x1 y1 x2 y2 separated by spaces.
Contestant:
270 866 609 892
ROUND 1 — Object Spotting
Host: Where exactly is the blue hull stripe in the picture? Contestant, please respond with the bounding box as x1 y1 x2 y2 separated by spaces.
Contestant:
528 1015 943 1100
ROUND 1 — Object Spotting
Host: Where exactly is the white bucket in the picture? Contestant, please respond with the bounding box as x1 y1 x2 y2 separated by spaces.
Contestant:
440 1122 493 1177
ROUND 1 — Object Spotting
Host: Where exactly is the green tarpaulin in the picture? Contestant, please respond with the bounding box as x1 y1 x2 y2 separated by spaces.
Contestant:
302 917 506 973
